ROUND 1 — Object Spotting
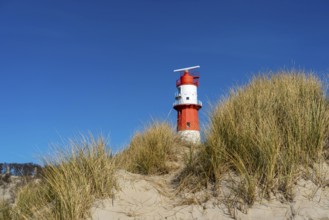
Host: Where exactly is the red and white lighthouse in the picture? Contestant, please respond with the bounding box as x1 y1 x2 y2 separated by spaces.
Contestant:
173 66 202 143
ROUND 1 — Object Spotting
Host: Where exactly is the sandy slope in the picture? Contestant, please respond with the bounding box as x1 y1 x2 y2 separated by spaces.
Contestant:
91 167 329 220
91 169 231 220
236 178 329 220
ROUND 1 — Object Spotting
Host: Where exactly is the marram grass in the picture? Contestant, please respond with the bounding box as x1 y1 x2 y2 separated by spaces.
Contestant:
117 121 178 175
185 71 329 205
11 135 116 220
0 200 11 220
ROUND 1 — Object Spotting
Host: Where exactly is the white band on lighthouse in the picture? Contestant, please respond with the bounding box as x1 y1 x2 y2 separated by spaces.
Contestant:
174 85 199 105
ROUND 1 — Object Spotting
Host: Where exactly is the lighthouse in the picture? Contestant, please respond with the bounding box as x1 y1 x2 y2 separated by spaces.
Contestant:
173 66 202 144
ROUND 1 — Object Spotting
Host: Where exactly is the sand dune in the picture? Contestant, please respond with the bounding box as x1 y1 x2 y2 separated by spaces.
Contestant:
91 168 329 220
91 170 231 220
2 167 329 219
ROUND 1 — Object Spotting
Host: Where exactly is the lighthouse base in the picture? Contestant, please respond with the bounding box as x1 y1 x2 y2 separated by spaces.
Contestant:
178 130 201 144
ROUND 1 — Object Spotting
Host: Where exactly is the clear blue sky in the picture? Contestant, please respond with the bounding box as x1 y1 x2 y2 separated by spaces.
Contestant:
1 0 329 163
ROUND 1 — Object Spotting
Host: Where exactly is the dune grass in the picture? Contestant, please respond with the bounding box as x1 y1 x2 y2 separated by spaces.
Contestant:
10 135 116 220
117 121 179 175
183 71 329 206
0 200 11 220
5 122 178 219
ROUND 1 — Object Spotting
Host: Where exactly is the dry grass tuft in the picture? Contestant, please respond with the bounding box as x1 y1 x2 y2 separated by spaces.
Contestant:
182 71 329 207
0 200 11 220
11 135 116 220
117 121 179 175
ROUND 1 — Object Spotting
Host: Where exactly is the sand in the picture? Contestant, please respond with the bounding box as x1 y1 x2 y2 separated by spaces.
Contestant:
91 167 329 220
91 170 231 220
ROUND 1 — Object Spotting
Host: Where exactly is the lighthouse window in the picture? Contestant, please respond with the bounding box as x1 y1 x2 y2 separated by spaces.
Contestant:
187 122 190 128
186 97 190 100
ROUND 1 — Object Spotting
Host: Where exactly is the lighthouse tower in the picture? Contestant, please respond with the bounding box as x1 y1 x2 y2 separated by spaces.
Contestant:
173 66 202 143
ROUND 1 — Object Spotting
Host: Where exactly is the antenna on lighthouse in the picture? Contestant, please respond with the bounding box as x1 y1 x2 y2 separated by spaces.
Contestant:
173 65 200 73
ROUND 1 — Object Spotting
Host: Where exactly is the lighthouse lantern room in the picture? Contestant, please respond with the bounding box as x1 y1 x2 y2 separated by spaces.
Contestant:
173 66 202 143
